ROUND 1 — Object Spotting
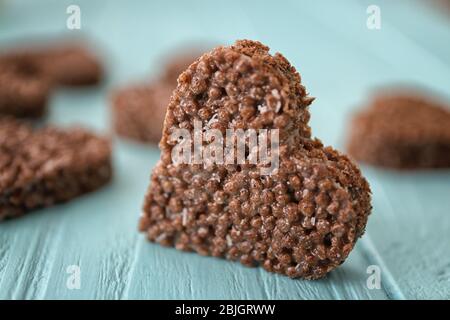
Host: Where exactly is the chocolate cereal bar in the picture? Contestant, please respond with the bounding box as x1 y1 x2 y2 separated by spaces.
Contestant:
111 51 202 144
139 40 372 279
35 44 103 86
0 118 112 220
0 42 103 119
347 92 450 169
112 83 172 144
0 55 51 118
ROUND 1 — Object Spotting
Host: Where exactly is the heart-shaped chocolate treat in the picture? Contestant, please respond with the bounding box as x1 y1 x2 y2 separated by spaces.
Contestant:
0 118 112 221
347 92 450 169
140 40 371 279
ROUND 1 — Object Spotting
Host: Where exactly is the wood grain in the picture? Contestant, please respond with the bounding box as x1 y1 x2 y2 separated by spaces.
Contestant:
0 0 448 299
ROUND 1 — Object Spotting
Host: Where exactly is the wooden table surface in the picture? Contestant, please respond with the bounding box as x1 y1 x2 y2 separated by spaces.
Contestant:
0 0 449 299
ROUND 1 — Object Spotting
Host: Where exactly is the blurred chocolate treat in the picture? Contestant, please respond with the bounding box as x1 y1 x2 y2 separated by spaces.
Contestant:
0 42 103 87
0 118 112 220
161 50 203 86
139 40 372 279
112 50 201 144
0 41 103 118
347 92 450 169
36 44 103 86
112 83 172 144
429 0 450 16
0 56 51 118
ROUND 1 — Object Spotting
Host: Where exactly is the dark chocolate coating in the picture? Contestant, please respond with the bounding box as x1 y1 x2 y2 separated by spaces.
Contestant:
140 40 371 279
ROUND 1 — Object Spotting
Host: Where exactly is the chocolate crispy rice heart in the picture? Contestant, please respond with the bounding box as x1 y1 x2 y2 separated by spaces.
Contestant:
139 40 371 279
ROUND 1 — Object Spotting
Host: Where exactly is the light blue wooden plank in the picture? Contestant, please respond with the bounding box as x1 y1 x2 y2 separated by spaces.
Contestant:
363 169 450 299
0 141 157 299
0 212 65 299
0 0 449 300
359 0 450 66
39 141 160 299
125 237 386 300
293 0 450 94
